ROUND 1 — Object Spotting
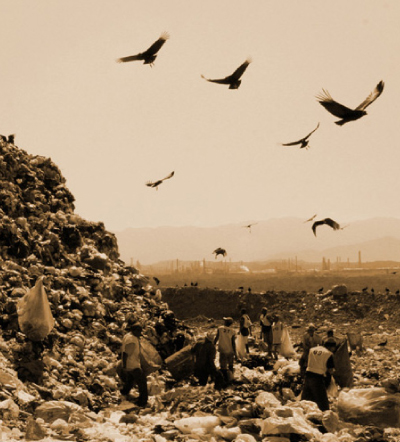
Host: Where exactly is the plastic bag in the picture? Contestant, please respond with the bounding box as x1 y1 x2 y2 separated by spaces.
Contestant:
17 277 55 341
337 387 400 428
140 339 162 376
327 377 338 398
236 334 247 360
333 339 353 388
280 327 296 357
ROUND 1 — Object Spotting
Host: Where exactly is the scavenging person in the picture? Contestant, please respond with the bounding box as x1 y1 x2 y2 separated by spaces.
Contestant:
239 308 252 357
271 314 284 360
191 331 217 386
117 320 148 407
299 323 322 377
259 307 273 357
214 317 237 385
301 337 337 411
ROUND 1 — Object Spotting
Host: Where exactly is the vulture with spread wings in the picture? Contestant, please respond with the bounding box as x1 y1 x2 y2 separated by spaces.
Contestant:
282 123 320 149
312 218 341 236
213 247 227 258
201 58 252 89
146 171 174 190
116 32 170 66
316 81 384 125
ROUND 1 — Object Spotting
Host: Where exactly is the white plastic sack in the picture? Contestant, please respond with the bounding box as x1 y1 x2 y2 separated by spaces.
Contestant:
255 392 282 409
327 377 339 398
280 327 296 357
236 334 247 360
17 277 54 341
337 387 400 428
140 339 162 376
174 415 221 434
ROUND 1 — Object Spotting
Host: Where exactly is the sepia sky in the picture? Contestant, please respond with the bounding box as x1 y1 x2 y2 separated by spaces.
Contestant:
1 1 400 232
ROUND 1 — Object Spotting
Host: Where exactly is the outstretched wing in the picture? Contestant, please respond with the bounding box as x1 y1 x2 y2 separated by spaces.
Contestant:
355 80 385 111
312 220 324 236
316 89 354 118
143 32 170 56
282 139 302 146
161 171 174 182
282 123 319 146
304 122 320 140
324 218 341 230
201 74 231 85
146 180 162 188
230 58 252 80
116 54 142 63
304 214 317 223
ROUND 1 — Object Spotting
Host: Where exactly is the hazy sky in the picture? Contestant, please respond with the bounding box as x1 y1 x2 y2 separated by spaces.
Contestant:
1 1 399 232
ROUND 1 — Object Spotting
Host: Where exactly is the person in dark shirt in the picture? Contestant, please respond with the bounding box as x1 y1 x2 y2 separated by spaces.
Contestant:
191 332 217 386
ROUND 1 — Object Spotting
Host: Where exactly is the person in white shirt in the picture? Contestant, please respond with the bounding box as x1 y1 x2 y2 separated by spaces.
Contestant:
214 317 237 384
301 337 337 411
117 320 148 407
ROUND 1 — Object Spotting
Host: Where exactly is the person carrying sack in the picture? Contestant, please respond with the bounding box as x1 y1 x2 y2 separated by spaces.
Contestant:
117 320 148 407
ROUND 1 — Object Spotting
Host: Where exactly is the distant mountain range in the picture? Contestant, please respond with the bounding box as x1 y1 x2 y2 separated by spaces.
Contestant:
113 217 400 265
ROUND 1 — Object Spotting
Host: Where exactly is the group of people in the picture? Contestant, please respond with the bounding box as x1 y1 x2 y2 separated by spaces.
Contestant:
117 308 343 412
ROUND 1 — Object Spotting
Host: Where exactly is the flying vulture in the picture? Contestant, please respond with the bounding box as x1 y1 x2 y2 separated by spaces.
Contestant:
145 171 174 190
116 32 170 66
282 123 320 149
312 218 341 236
316 80 384 125
213 247 227 258
242 222 257 232
201 58 252 89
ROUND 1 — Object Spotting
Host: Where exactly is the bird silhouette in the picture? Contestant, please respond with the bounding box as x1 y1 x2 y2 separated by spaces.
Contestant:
312 218 341 236
116 32 170 66
317 287 324 294
153 277 160 286
316 81 384 125
213 247 227 258
146 171 174 190
201 58 251 89
282 123 320 149
362 287 368 292
304 214 317 223
396 290 399 295
242 222 257 233
371 288 375 294
377 338 388 347
385 287 390 293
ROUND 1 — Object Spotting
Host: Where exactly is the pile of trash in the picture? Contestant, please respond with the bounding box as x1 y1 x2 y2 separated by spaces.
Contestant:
163 283 400 331
1 137 400 441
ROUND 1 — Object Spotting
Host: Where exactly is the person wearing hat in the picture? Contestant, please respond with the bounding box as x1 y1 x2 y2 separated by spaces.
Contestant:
299 324 322 378
214 317 237 384
117 320 148 407
191 331 217 386
300 337 337 411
